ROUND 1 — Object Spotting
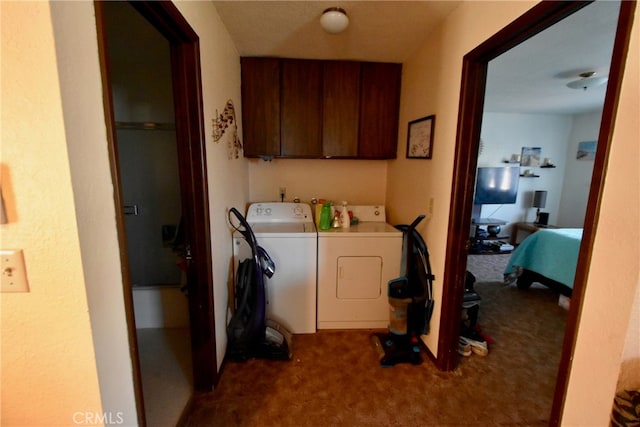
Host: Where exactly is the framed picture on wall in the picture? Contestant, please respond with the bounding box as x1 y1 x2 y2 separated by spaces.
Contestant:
520 146 541 166
577 141 597 160
406 115 435 159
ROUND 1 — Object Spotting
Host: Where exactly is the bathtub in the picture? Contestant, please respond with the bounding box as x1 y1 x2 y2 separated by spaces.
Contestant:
132 285 189 329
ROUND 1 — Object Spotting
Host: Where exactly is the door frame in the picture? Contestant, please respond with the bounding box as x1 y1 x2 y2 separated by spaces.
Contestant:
439 0 636 425
94 0 217 423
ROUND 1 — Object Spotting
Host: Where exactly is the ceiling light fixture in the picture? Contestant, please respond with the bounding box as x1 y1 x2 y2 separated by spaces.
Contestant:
566 71 608 91
320 7 349 34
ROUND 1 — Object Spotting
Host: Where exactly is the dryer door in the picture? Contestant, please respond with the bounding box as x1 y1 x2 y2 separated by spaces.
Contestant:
336 256 383 299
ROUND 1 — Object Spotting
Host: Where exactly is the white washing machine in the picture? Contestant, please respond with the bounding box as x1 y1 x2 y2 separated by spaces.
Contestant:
317 205 402 329
232 202 317 334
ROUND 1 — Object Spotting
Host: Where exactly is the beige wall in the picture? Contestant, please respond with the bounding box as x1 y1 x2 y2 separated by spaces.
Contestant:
388 0 537 354
248 159 387 205
2 1 637 425
50 1 140 423
1 2 105 425
389 1 639 425
563 4 639 423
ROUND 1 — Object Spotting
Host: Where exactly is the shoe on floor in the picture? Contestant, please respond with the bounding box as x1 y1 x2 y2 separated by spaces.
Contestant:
458 338 471 357
459 336 489 356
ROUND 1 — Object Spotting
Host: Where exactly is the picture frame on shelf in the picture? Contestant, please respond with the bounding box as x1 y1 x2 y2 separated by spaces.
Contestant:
406 115 435 159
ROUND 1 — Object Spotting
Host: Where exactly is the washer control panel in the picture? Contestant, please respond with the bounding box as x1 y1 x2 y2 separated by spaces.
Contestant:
246 202 313 223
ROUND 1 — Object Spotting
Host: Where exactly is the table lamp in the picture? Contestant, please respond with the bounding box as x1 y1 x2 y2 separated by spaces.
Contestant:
533 190 547 224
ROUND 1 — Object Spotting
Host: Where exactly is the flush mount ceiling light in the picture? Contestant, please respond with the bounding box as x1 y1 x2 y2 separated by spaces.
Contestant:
566 71 608 90
320 7 349 34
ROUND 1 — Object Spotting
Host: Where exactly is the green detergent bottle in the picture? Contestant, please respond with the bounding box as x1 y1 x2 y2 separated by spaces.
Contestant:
319 201 332 231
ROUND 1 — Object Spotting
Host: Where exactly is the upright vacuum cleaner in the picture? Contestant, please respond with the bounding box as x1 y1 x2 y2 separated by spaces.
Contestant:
226 207 292 361
371 214 435 367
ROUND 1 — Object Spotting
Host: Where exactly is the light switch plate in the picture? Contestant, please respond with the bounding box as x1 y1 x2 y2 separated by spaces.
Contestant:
1 249 30 293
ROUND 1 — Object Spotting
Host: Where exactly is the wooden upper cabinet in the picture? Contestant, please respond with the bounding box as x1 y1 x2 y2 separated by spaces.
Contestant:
240 57 281 157
358 62 402 159
240 58 401 159
322 61 360 158
281 59 322 157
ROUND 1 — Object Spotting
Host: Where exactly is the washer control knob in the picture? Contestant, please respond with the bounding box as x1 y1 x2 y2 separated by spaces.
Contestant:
265 208 272 215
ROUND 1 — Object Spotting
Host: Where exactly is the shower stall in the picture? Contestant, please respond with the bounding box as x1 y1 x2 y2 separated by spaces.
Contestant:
116 122 188 329
103 0 189 330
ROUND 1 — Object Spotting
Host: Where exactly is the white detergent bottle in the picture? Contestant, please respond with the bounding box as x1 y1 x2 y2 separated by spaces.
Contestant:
341 201 350 229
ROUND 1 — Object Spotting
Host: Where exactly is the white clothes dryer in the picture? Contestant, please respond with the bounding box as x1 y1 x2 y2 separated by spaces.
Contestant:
232 202 317 334
317 205 402 329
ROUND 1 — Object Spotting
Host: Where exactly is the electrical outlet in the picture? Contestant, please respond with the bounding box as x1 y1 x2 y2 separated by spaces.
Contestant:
1 249 29 293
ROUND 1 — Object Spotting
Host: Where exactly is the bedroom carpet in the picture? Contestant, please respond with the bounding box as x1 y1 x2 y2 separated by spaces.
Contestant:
181 255 568 426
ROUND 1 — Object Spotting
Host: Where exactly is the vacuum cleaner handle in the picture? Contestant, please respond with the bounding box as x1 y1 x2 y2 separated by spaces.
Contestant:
409 214 426 231
403 214 426 277
229 208 276 278
229 207 259 251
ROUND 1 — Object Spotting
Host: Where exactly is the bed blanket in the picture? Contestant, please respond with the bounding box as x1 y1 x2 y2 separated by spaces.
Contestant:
504 228 582 289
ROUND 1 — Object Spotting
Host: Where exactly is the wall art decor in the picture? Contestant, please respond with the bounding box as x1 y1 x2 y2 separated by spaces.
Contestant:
212 99 242 159
406 115 435 159
576 140 597 160
520 146 541 166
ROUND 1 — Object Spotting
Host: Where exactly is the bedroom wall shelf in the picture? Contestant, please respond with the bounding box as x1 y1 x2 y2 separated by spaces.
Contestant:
502 160 556 168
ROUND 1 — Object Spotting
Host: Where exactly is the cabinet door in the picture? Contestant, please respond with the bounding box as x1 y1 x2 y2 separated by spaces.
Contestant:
359 62 402 159
240 58 280 157
322 61 360 158
281 59 322 157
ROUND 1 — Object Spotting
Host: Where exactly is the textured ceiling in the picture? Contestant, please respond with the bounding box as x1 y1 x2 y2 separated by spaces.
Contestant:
485 1 619 114
213 1 620 114
212 1 461 63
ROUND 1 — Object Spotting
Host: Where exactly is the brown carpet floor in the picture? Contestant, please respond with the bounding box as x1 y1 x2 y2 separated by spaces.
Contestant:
182 254 568 426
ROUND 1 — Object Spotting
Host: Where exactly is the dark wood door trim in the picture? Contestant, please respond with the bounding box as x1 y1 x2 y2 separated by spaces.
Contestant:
439 0 589 371
441 1 635 426
549 2 636 423
128 0 218 392
95 2 217 418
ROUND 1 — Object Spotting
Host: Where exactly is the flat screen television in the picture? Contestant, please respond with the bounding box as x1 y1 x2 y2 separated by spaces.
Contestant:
473 166 520 205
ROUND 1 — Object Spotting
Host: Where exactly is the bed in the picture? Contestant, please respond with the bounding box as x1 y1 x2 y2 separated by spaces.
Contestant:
504 228 583 297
